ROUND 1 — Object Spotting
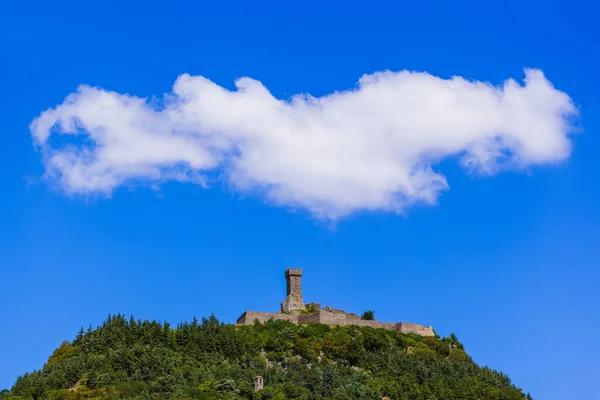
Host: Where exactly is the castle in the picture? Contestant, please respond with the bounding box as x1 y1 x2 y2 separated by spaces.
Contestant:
237 268 435 337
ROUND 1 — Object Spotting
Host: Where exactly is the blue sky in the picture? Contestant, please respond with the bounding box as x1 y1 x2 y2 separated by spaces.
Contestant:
1 0 599 398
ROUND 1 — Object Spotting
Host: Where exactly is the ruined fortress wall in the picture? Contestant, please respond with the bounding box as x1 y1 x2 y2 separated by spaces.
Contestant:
298 310 346 325
297 311 323 324
298 310 394 330
316 310 348 325
237 310 435 337
395 322 435 337
351 320 396 330
236 311 298 325
237 310 435 336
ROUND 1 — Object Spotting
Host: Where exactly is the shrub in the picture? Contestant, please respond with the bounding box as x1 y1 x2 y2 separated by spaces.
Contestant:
361 310 375 320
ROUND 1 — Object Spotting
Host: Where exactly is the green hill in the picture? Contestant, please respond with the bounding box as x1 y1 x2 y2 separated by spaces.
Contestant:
1 314 531 400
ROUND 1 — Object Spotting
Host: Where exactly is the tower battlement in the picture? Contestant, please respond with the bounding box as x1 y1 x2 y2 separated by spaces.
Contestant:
285 268 303 277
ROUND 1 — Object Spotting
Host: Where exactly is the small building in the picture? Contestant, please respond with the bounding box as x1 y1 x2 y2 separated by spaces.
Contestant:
254 375 263 391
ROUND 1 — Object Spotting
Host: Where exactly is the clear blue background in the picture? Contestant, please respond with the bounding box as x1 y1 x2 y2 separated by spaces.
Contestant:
1 1 599 398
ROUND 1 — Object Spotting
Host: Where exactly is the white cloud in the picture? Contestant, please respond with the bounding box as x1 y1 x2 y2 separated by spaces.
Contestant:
30 69 576 219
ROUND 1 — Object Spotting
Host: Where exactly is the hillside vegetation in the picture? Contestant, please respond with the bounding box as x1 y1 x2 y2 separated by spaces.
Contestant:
1 314 531 400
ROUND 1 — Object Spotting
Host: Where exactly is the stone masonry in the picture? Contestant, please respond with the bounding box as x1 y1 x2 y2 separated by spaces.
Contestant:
237 268 435 337
280 268 305 312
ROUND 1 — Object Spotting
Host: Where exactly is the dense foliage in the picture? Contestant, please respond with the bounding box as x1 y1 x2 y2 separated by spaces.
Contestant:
2 314 531 399
360 311 375 321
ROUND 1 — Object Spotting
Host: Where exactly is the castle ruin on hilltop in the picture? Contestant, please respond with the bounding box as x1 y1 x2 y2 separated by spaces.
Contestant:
237 268 435 337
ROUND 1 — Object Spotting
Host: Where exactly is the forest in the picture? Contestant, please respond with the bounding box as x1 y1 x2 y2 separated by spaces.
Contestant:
1 314 532 399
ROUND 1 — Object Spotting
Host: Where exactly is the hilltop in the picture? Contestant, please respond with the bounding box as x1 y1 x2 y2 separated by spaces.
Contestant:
1 314 531 400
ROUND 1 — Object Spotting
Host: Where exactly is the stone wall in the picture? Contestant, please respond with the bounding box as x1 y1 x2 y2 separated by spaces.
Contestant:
298 310 395 330
395 322 435 336
299 309 346 325
348 319 397 330
237 309 435 336
236 311 299 325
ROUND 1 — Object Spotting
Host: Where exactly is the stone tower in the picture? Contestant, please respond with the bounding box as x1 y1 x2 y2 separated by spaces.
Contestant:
280 268 305 312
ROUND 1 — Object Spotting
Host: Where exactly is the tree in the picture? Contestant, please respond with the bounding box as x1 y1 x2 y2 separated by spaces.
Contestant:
361 310 375 320
8 314 530 400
